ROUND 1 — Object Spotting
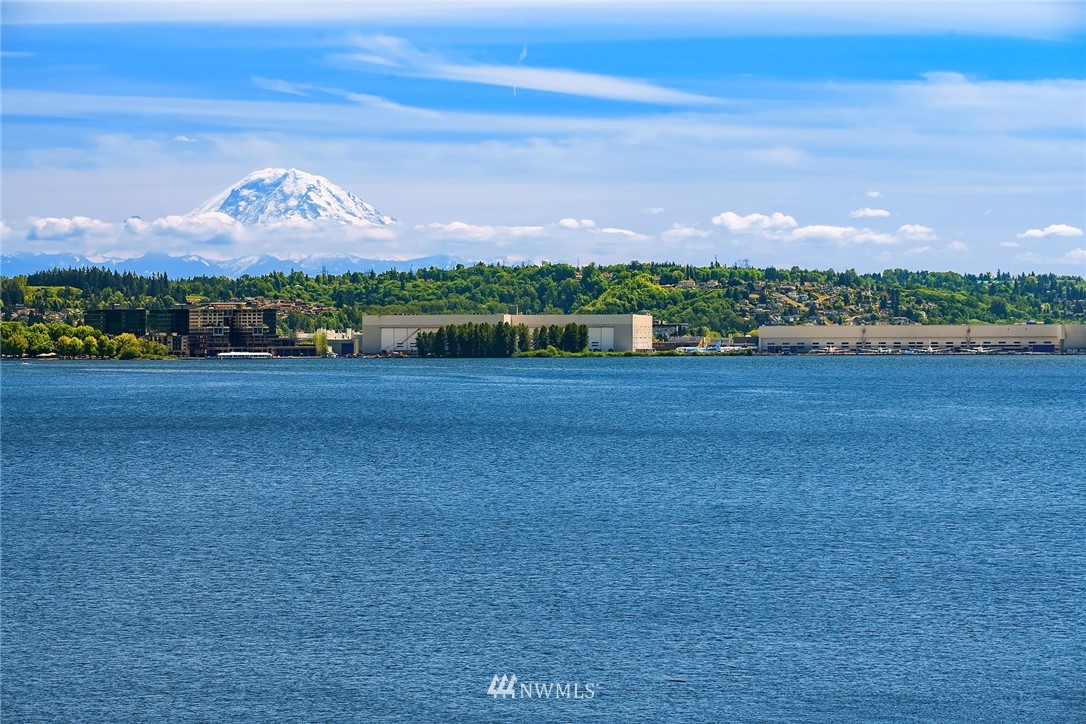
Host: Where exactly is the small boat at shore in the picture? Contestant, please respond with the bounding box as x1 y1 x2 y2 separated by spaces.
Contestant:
215 351 273 359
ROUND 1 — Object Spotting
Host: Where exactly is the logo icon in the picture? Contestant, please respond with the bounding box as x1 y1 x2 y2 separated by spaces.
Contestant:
488 674 517 698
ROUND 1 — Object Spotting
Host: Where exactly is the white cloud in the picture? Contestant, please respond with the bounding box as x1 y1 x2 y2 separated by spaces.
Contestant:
424 221 546 240
788 225 896 245
345 35 719 106
904 246 931 255
850 207 890 218
947 241 969 251
643 207 666 215
147 212 244 241
557 218 596 230
1056 248 1086 266
661 223 711 240
711 211 798 232
13 210 404 259
26 215 114 241
599 227 649 241
897 224 937 241
999 241 1020 248
711 210 933 246
173 135 198 143
866 190 882 198
1018 224 1084 238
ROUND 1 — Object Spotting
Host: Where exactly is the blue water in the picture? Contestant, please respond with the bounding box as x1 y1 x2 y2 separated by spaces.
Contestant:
2 357 1084 721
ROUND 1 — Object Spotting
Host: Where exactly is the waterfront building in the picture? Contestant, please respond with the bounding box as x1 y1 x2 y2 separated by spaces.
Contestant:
83 306 148 336
359 313 654 354
1064 324 1086 352
297 329 362 356
758 323 1068 353
86 303 311 357
184 303 277 357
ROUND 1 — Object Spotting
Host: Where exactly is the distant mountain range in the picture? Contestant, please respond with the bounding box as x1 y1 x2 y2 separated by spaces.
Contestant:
1 252 470 278
193 167 395 226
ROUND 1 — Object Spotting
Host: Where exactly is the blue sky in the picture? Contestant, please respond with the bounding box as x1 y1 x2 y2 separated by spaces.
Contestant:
2 1 1084 272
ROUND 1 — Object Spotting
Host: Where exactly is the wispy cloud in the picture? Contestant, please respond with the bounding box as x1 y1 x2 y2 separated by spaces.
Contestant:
251 76 311 97
599 227 649 241
341 35 720 106
421 221 546 241
251 75 437 116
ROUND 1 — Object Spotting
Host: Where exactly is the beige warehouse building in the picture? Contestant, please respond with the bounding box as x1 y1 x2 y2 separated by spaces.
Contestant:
758 323 1070 353
361 313 654 354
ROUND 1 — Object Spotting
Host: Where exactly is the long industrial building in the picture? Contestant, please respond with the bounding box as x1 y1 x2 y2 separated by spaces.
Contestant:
758 323 1086 353
360 313 654 354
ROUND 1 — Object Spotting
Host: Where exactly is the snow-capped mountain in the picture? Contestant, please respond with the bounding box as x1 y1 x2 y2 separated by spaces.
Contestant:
191 168 395 226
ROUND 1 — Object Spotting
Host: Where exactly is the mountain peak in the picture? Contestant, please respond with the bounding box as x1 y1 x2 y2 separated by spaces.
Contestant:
191 168 395 226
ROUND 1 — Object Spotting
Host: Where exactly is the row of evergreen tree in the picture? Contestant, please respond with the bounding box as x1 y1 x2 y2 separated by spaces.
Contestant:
415 322 589 357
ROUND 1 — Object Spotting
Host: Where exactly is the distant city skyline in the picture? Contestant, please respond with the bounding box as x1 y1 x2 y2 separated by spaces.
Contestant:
2 1 1084 273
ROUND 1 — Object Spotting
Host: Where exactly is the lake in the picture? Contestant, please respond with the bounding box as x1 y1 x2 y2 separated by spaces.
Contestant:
2 356 1084 721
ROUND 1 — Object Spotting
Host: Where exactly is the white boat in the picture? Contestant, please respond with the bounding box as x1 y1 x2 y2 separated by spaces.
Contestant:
216 351 273 359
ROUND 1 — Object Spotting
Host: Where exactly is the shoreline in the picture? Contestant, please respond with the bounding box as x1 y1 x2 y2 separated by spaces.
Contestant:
3 349 1077 362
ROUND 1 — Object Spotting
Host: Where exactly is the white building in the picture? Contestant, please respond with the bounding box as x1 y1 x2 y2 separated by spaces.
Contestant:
360 314 653 354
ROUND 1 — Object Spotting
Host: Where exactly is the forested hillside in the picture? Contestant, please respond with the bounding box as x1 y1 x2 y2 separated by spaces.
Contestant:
3 262 1084 335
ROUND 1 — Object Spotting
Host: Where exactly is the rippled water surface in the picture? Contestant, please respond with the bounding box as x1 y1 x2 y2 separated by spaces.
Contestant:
2 357 1084 721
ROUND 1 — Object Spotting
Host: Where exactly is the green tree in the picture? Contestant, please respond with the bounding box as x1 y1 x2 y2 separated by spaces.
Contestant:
26 324 54 356
1 322 29 356
313 330 329 357
532 325 549 350
72 325 100 340
56 335 85 358
114 333 142 359
139 338 170 357
98 336 117 358
433 326 448 356
560 323 578 352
